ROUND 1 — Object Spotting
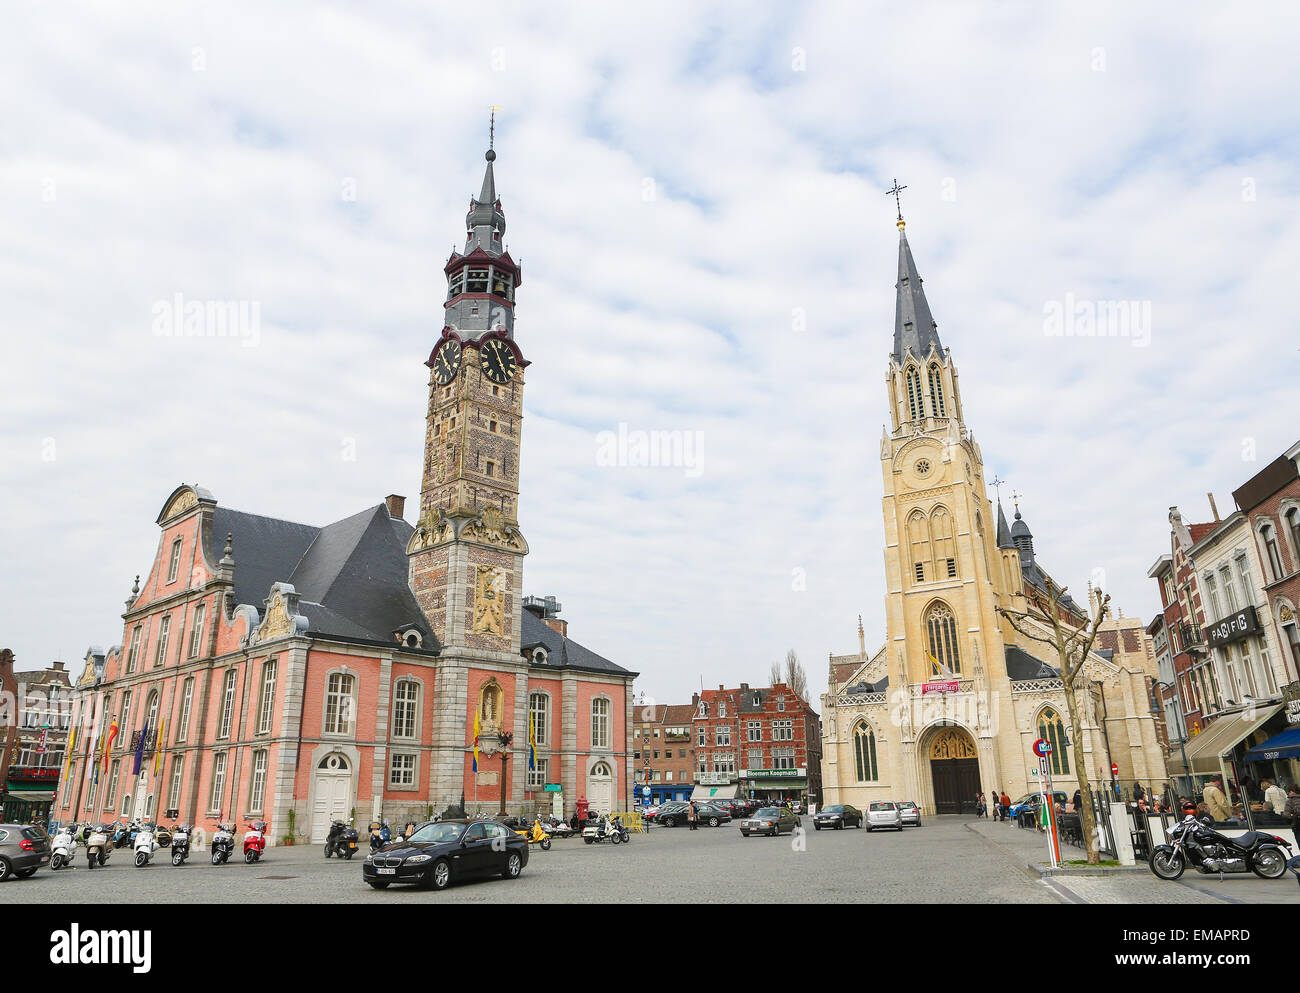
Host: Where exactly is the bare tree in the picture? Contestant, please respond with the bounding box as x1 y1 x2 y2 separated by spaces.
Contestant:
783 649 808 702
996 585 1110 864
768 660 782 686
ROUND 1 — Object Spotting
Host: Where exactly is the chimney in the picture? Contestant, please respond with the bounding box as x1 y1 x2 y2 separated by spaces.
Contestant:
691 692 699 708
385 494 406 520
543 616 568 638
1207 492 1219 522
51 661 65 672
718 684 724 692
740 682 749 692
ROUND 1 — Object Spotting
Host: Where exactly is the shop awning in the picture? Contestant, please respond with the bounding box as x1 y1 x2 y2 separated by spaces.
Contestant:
747 779 806 790
689 784 738 801
1244 727 1300 762
1182 704 1283 774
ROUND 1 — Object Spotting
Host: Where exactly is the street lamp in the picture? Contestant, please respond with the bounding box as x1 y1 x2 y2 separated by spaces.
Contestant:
1156 680 1191 799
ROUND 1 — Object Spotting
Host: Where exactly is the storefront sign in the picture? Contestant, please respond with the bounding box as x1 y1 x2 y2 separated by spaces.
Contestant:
740 768 806 780
922 680 959 695
7 766 59 784
1286 698 1300 726
1204 605 1261 649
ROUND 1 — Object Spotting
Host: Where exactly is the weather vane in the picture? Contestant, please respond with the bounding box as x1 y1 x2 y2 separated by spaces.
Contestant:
885 177 907 223
488 105 502 150
1012 489 1023 514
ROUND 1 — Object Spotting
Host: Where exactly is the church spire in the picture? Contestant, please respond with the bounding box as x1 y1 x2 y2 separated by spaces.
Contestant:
995 499 1015 550
893 225 942 363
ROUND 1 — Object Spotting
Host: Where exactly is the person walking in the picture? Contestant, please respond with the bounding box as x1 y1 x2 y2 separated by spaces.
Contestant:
1263 778 1287 816
976 792 986 818
1202 778 1232 823
1072 788 1083 815
1000 790 1011 823
1285 784 1300 849
687 800 698 831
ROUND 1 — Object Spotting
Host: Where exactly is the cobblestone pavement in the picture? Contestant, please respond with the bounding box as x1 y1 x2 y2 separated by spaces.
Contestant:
1 815 1060 904
964 818 1300 904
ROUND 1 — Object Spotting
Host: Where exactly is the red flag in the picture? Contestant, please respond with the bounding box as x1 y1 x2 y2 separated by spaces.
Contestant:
102 719 119 773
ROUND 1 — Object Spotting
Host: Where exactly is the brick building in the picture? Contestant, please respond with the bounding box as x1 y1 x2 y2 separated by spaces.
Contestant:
55 139 635 842
690 682 821 806
631 703 696 805
2 661 73 823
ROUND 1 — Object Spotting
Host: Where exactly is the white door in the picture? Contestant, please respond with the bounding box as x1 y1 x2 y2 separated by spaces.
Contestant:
311 754 353 843
588 761 614 815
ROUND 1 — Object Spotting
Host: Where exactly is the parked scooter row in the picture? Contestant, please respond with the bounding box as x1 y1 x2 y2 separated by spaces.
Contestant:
49 820 263 868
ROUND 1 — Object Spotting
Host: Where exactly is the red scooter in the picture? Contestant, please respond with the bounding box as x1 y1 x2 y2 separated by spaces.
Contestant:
243 821 268 864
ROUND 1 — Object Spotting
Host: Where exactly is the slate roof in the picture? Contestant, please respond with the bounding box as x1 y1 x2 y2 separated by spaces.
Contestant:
893 228 943 363
1004 645 1060 681
844 675 889 694
996 500 1014 549
520 606 633 677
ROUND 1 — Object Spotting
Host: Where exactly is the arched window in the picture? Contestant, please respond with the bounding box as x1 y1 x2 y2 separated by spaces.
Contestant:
591 761 612 778
931 506 956 578
908 511 932 584
853 722 878 782
905 367 923 421
924 601 961 676
1037 708 1070 775
324 673 355 735
928 363 947 417
1287 509 1300 570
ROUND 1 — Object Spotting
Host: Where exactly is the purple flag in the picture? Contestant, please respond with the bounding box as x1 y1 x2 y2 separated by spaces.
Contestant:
132 717 150 776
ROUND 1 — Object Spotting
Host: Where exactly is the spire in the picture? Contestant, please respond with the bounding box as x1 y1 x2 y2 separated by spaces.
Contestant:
461 111 506 257
996 500 1014 550
893 226 942 364
1010 498 1035 566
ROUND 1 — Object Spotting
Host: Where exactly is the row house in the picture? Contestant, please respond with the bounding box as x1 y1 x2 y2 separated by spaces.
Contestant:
631 702 696 805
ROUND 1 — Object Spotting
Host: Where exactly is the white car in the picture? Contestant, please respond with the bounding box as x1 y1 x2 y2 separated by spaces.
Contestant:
866 801 904 831
898 801 922 827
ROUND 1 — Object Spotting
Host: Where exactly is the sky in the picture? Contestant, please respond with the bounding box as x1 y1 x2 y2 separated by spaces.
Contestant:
2 1 1299 710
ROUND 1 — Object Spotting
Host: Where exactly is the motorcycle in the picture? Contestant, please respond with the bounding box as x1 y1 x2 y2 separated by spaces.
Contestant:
243 821 267 864
515 816 552 851
50 825 77 870
582 814 629 845
170 823 191 866
211 822 236 865
324 818 359 859
111 821 133 849
368 820 388 854
86 824 111 869
134 822 159 867
1149 810 1293 881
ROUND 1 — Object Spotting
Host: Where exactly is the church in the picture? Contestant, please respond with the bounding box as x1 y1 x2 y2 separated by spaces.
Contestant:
56 140 636 842
818 210 1168 814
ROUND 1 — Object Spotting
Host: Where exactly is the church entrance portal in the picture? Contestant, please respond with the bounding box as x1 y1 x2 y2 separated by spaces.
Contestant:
927 727 980 815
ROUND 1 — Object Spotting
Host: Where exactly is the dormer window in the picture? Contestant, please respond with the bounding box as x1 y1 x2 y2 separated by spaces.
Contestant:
401 629 423 649
448 269 465 298
532 647 548 665
466 269 489 293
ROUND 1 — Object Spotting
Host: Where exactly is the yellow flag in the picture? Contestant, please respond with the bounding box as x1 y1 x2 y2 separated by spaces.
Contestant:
154 715 165 775
472 711 480 772
64 725 77 780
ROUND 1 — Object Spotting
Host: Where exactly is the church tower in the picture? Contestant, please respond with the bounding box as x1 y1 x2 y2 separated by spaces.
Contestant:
408 139 529 654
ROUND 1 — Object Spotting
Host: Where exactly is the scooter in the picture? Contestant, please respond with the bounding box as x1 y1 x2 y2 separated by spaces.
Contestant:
324 819 359 859
368 821 385 854
211 822 236 865
515 816 552 851
582 814 629 845
170 823 190 866
86 824 111 869
133 822 158 867
155 823 173 849
243 821 267 863
111 821 133 849
50 825 77 869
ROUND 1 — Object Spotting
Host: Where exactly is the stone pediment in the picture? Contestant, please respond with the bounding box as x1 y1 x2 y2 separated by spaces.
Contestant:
245 582 309 647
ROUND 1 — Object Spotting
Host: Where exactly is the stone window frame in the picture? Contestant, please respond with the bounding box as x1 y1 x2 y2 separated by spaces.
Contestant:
207 751 228 814
153 614 172 668
590 694 612 750
322 667 359 738
391 676 422 742
188 602 207 659
526 754 548 790
167 754 184 812
1276 599 1300 684
216 667 238 740
1254 517 1287 584
125 624 144 674
1034 705 1071 776
528 690 550 747
176 677 194 743
852 719 879 783
166 537 183 584
256 658 278 735
384 750 417 792
247 748 268 813
747 720 762 742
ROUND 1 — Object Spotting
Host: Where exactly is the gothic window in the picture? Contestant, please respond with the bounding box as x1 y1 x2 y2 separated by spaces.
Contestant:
905 367 923 421
909 511 932 584
924 601 962 676
854 725 879 782
931 506 956 578
1037 708 1070 775
1287 509 1300 570
928 363 947 416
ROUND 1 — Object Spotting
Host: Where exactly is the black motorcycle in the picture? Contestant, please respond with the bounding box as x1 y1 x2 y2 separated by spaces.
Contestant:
324 819 359 859
1149 813 1292 880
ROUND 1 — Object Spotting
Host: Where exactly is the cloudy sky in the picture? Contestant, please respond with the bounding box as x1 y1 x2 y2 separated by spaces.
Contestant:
2 2 1298 707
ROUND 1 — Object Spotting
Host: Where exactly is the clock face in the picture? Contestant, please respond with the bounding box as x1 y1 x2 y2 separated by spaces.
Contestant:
432 339 462 385
478 338 517 384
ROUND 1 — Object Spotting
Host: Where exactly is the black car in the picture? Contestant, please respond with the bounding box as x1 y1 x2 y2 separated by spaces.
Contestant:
656 801 730 827
812 804 862 830
362 819 528 890
0 823 51 881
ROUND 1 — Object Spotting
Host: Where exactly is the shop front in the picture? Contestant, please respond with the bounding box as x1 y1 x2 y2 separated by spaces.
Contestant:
689 772 738 803
740 768 807 805
2 767 60 826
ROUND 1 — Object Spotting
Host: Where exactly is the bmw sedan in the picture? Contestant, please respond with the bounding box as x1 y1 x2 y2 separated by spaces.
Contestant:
362 819 528 890
865 801 904 831
813 805 862 830
739 807 801 837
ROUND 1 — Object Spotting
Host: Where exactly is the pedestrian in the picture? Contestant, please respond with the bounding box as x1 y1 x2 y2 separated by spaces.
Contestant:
1132 781 1145 803
1072 788 1082 815
999 790 1011 822
975 791 986 818
687 800 698 830
1285 784 1300 849
1263 778 1287 816
1202 778 1231 822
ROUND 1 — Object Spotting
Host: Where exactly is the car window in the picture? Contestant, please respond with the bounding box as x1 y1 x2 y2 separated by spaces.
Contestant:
825 805 844 813
464 823 490 841
756 807 780 816
0 829 7 842
486 823 511 840
870 802 895 810
408 822 466 844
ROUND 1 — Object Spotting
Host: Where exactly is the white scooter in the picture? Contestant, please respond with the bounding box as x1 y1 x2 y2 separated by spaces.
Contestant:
50 825 77 869
133 822 159 867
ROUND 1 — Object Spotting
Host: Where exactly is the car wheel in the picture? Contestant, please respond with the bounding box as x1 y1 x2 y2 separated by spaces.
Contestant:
15 867 37 878
708 817 719 828
814 824 820 831
662 817 675 828
0 857 11 882
835 822 842 830
429 858 452 890
367 880 391 889
503 852 523 879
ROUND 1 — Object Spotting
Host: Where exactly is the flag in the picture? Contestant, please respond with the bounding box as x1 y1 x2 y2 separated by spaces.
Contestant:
471 712 480 773
153 715 165 776
928 652 954 678
64 725 77 781
102 718 119 773
132 717 149 776
528 714 536 772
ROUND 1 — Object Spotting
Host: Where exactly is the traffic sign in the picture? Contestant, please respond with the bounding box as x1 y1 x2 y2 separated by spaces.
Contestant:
1032 738 1052 757
1111 762 1119 777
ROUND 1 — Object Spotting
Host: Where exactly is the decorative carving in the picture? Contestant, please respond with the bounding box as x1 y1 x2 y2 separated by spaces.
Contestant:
928 727 977 759
1009 677 1065 696
837 692 887 707
161 488 197 521
461 505 526 552
253 583 308 645
408 506 451 553
1280 604 1295 623
472 565 506 635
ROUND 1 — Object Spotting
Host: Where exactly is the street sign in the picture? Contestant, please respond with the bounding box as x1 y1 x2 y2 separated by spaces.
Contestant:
1111 762 1119 777
1031 738 1051 757
543 783 562 792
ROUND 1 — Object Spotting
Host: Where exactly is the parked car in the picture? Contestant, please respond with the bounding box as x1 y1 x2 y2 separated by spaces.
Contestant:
695 803 731 827
740 806 801 837
716 799 756 820
813 804 862 830
655 801 731 827
1008 792 1068 820
898 801 922 827
654 802 690 827
866 801 904 831
362 819 528 890
0 823 51 881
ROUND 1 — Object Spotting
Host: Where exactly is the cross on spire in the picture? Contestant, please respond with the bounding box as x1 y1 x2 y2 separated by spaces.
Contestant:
488 105 501 150
885 178 907 223
989 474 1004 503
1012 489 1023 515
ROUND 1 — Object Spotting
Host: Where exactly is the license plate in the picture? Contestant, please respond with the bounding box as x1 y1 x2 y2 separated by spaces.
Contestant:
378 867 395 875
349 841 357 848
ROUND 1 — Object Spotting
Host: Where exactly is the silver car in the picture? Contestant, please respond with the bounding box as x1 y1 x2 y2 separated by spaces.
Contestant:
865 801 903 832
898 801 922 827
